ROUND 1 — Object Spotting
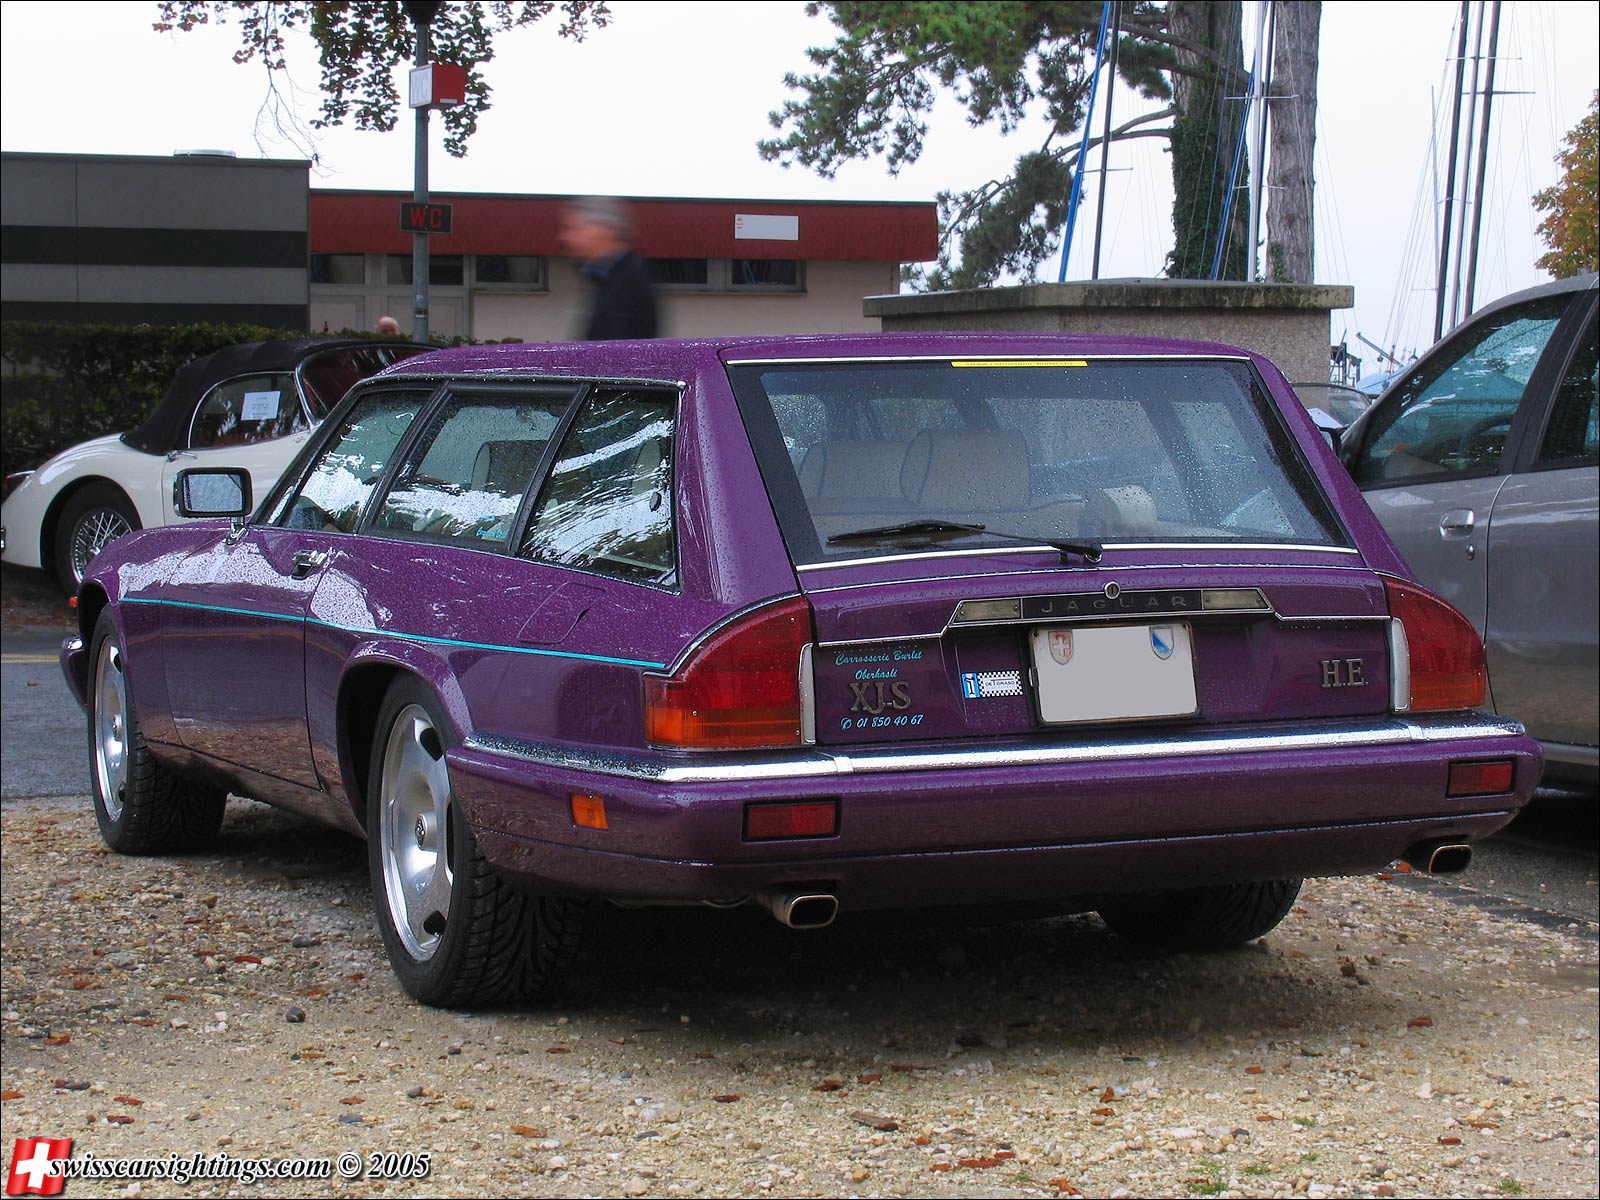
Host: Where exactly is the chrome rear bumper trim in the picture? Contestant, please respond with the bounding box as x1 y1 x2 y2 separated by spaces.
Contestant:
463 714 1530 786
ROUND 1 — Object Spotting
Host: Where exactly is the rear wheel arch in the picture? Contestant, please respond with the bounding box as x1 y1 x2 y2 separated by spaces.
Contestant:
336 658 471 832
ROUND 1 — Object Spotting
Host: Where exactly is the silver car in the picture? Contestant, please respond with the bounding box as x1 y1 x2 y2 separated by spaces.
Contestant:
1342 273 1598 789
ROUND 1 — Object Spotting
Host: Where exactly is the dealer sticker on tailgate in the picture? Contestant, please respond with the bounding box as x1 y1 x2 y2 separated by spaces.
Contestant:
1030 622 1198 724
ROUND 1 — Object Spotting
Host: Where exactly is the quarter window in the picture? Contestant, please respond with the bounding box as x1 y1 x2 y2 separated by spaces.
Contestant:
273 389 430 532
519 388 677 586
1351 296 1568 484
189 373 302 449
374 393 573 545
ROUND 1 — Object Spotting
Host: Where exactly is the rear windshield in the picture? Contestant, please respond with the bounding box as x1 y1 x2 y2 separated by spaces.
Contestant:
726 358 1346 565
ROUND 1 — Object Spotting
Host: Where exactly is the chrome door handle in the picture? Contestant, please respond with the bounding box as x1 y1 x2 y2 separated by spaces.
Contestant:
290 549 328 578
1439 509 1476 535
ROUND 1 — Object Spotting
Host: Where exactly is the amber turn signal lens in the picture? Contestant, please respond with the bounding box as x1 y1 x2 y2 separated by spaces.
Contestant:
570 794 609 830
744 800 838 841
1446 760 1515 798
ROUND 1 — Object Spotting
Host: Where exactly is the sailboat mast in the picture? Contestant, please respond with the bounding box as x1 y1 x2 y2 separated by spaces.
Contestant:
1464 0 1503 317
1246 1 1271 281
1449 2 1486 331
1434 1 1471 341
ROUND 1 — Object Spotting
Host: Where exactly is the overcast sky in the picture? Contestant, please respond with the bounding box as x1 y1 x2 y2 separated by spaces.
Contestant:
2 0 1595 371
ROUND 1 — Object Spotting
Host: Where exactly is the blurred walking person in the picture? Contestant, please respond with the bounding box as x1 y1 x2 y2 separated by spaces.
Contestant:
560 197 658 340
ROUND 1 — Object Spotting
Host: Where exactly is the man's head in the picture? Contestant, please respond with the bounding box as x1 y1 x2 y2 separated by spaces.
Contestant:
376 315 400 336
560 197 634 264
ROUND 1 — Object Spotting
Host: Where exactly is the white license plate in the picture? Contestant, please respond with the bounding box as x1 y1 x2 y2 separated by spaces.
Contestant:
1030 622 1198 724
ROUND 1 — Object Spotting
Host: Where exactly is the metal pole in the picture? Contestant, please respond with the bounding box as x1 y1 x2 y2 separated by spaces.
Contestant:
411 16 432 342
1449 2 1485 331
1434 1 1471 342
1058 0 1112 282
1463 0 1502 317
1091 1 1122 280
1245 1 1270 282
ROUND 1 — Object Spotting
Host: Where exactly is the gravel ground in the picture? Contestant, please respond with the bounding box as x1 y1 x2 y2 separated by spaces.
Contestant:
2 795 1596 1199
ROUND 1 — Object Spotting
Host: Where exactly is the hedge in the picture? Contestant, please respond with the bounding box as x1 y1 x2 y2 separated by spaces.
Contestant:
0 322 484 480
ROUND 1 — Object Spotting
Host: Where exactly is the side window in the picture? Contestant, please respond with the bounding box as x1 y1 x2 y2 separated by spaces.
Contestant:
271 389 429 532
1351 296 1568 484
518 387 677 586
1538 315 1598 465
374 393 571 545
189 373 302 449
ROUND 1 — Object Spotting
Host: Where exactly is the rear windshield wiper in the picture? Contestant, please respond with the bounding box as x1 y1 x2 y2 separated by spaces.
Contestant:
826 520 1102 564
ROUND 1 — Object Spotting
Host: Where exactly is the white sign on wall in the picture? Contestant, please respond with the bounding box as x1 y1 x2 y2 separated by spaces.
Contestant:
734 214 800 242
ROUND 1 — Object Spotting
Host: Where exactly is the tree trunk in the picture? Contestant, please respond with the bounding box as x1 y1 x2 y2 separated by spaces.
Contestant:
1266 1 1320 282
1168 0 1250 279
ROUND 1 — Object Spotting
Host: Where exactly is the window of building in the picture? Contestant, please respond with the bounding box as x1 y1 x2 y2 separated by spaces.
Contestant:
386 254 465 286
730 259 802 290
474 255 547 289
647 258 711 288
309 254 366 285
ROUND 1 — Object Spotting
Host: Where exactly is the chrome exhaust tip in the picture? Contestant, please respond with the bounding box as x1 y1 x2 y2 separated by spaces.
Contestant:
763 891 839 929
1405 840 1474 876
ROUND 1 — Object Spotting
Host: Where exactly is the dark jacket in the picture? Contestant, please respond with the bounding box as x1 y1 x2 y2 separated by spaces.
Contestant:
581 250 660 340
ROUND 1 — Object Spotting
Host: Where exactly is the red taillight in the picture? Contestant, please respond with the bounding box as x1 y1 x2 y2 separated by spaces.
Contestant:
1383 577 1486 712
1446 759 1515 797
744 800 838 840
644 596 813 750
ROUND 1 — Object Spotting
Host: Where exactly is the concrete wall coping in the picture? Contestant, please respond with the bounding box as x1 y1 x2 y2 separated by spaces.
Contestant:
866 278 1355 316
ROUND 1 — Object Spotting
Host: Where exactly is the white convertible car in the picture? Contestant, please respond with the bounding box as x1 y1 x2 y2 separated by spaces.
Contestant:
2 338 429 590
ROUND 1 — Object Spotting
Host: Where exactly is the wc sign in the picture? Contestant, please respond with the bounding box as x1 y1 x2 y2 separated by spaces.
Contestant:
399 203 453 234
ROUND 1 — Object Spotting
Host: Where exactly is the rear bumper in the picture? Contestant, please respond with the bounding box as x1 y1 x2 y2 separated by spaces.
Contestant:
448 714 1541 909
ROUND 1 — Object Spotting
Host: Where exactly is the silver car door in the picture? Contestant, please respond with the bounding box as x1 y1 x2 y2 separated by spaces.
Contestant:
1349 293 1571 639
1484 310 1598 754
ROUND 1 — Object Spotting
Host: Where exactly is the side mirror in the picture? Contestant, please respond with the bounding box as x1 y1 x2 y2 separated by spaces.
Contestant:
175 468 253 518
1305 407 1344 455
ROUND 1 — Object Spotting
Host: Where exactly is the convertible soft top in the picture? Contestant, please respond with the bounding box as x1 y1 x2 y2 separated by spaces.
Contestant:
122 338 427 455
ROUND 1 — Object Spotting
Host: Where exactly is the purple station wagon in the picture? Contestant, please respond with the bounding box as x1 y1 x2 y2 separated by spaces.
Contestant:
63 334 1541 1007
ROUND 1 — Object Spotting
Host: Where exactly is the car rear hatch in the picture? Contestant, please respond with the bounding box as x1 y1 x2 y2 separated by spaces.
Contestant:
722 351 1399 747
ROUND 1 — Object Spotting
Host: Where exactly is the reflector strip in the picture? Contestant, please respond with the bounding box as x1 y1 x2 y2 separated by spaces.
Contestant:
744 800 838 840
1446 760 1515 798
950 359 1089 368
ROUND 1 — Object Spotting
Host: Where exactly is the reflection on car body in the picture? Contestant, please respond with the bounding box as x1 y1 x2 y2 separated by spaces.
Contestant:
62 333 1542 1008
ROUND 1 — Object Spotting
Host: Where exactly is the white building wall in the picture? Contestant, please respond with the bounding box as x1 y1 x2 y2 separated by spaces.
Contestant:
314 260 897 343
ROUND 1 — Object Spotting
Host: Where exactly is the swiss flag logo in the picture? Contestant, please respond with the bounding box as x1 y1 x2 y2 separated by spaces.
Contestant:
5 1139 71 1196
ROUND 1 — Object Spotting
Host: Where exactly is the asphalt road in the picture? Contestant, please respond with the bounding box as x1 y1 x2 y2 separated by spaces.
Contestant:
2 574 1594 930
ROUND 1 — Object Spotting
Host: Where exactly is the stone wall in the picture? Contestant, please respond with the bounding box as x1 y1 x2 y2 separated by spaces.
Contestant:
865 278 1355 385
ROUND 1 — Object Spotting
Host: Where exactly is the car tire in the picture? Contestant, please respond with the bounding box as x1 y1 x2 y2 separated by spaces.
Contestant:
56 484 140 594
367 676 584 1008
88 610 227 854
1097 879 1302 950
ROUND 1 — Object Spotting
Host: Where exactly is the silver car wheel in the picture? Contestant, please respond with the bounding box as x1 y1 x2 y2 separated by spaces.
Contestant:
378 704 455 962
70 507 134 586
93 636 129 821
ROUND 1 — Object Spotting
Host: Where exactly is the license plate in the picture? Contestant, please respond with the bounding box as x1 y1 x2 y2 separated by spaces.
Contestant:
1030 622 1198 724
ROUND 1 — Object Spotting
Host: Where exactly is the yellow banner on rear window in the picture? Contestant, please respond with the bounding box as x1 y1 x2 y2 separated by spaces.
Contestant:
949 359 1089 368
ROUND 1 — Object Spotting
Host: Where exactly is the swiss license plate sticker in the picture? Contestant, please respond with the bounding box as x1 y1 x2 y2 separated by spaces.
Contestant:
1030 622 1198 724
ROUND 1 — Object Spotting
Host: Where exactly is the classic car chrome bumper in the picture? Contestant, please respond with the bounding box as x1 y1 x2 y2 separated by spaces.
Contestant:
463 712 1531 785
450 712 1541 909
